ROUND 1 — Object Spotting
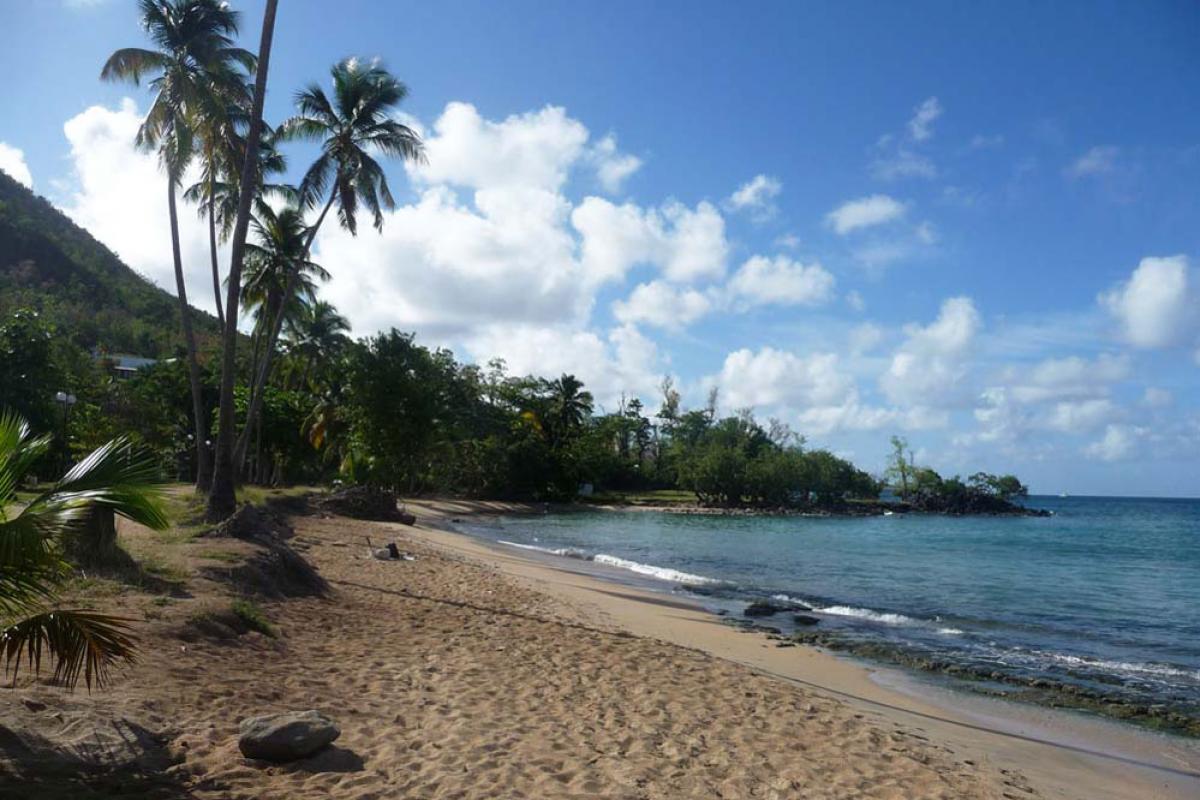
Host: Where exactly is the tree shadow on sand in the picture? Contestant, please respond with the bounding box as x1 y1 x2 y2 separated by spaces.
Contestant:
0 721 202 799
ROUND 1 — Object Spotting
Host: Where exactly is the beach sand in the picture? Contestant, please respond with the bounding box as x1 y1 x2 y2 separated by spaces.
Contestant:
2 500 1197 799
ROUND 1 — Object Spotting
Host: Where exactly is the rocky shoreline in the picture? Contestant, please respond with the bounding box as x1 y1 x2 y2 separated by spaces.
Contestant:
724 617 1200 739
587 500 1051 519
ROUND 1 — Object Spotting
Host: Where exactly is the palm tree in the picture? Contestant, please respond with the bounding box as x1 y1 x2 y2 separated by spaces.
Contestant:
547 375 594 444
282 300 350 389
207 0 277 522
229 58 426 472
184 118 293 330
1 411 168 689
239 205 330 403
101 0 255 494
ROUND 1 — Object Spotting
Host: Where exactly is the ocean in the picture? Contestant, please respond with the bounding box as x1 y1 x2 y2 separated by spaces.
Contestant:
457 496 1200 731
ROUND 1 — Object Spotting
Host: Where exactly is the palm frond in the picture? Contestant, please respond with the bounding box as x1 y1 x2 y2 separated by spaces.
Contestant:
1 609 137 691
34 438 169 531
99 47 168 84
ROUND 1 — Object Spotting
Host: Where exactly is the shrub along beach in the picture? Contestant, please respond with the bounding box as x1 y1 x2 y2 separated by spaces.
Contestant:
1 1 1198 799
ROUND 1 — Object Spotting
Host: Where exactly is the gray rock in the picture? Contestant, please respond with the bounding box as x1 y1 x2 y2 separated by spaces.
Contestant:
743 600 787 617
792 613 821 626
238 710 340 762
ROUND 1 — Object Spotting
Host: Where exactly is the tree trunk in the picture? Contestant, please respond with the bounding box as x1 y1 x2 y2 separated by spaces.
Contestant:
208 186 225 329
207 0 278 522
63 506 120 568
233 191 335 472
167 176 212 494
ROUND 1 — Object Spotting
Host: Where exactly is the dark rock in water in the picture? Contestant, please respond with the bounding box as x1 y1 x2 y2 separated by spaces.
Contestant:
317 486 409 522
238 710 340 762
743 600 787 617
792 614 820 626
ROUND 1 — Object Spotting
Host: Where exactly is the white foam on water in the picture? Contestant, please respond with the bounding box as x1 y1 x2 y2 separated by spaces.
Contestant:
814 605 917 626
1039 651 1200 681
497 540 589 559
592 553 727 586
937 627 965 636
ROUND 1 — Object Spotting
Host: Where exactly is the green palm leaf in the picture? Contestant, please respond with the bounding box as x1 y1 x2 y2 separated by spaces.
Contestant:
1 609 137 691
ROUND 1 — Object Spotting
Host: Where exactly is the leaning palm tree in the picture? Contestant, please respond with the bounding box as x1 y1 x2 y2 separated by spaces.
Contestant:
101 0 255 494
0 412 168 690
230 58 426 471
184 123 295 328
239 205 330 407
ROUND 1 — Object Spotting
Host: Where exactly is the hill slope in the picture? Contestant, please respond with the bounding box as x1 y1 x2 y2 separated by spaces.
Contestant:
0 168 220 358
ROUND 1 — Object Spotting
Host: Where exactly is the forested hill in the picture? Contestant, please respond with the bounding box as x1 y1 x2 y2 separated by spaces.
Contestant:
0 168 220 358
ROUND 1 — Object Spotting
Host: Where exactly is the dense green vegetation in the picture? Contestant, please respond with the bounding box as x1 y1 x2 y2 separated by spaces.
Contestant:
0 170 221 358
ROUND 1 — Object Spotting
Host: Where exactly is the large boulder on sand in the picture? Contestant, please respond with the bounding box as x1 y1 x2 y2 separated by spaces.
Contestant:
238 710 340 762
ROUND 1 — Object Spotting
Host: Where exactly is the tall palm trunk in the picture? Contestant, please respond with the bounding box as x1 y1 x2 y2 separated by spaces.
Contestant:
167 175 212 493
233 191 335 472
207 0 278 522
207 180 225 329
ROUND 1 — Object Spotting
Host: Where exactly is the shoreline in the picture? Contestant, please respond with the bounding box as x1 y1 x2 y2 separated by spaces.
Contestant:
405 497 1200 800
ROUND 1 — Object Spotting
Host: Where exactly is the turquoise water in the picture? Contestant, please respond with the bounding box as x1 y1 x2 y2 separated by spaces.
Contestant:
460 497 1200 719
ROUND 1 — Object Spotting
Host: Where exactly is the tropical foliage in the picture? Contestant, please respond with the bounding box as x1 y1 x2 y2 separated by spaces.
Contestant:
0 412 168 689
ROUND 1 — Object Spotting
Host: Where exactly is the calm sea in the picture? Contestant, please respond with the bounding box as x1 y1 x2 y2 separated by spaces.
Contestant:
458 496 1200 721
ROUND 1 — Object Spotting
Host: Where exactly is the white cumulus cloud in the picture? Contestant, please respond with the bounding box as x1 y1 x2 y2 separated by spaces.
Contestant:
572 196 729 285
613 281 714 330
908 97 943 142
1100 255 1194 348
588 134 642 194
881 296 981 406
825 194 907 235
0 142 33 188
1084 424 1145 462
713 348 854 410
726 255 835 308
58 98 223 316
727 174 782 220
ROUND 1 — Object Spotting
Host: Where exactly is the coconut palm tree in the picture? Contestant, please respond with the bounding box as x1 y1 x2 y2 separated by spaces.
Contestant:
231 58 425 471
207 0 277 522
0 411 168 689
183 117 293 329
282 300 351 390
240 206 330 386
101 0 255 494
547 375 593 445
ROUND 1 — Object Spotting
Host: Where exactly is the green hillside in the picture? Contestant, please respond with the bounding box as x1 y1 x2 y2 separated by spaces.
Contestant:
0 168 220 358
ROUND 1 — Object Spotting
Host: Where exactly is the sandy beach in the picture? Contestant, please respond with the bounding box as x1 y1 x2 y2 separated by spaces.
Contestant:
2 499 1197 799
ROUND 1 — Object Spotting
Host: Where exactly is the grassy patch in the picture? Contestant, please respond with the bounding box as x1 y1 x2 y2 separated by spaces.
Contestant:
238 484 321 507
137 554 190 584
63 574 127 598
196 548 242 564
230 600 276 638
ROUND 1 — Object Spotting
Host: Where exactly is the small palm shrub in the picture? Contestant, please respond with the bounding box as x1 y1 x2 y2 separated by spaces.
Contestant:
0 411 168 689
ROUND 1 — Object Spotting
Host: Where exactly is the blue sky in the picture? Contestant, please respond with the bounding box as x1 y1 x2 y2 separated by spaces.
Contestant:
1 0 1198 495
